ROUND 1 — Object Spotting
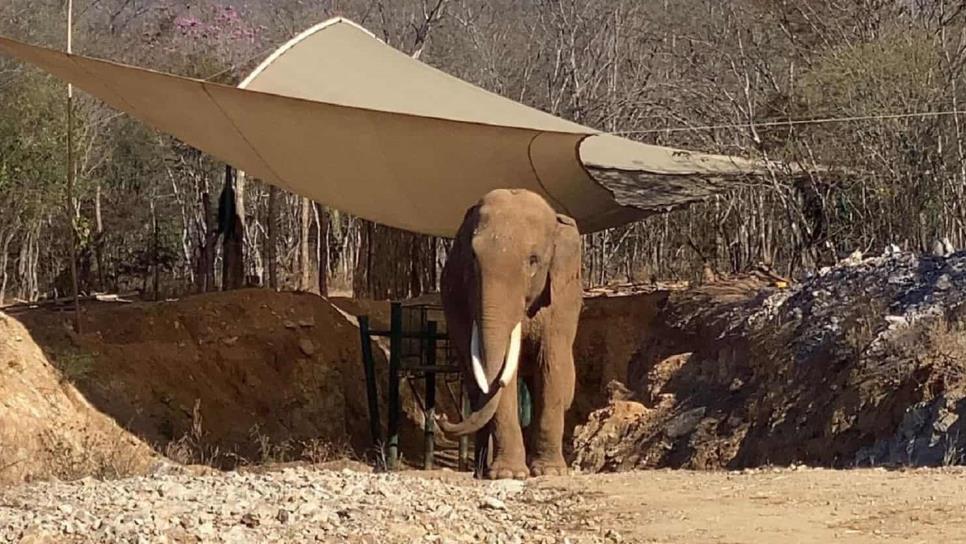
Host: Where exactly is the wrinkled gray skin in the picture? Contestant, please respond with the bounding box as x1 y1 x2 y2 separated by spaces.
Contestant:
436 189 582 480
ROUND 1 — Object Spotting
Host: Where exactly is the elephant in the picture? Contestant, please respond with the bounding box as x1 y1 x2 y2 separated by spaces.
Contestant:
434 188 582 480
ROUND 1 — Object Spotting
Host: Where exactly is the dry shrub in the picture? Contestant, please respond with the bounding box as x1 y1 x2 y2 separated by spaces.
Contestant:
42 429 152 481
0 424 152 483
52 349 96 386
903 317 966 390
161 398 358 469
249 426 357 465
161 399 231 468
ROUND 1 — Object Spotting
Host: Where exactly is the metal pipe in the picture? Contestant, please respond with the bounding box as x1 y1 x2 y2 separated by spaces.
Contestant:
358 316 382 448
423 321 437 470
459 391 470 471
367 331 448 340
386 302 402 470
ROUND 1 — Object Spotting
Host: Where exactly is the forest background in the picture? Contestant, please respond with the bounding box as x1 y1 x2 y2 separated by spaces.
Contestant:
2 0 964 302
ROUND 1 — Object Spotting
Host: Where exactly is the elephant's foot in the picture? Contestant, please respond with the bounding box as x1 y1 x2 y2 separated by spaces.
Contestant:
529 457 569 477
487 459 529 480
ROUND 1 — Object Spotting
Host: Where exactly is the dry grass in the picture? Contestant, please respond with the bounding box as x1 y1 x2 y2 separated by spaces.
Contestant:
250 424 357 465
0 423 152 484
923 319 966 384
42 429 152 481
161 398 360 470
52 349 96 386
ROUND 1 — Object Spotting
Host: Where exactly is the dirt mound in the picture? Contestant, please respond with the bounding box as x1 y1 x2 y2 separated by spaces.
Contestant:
569 292 665 433
12 289 397 467
573 251 966 471
0 312 155 484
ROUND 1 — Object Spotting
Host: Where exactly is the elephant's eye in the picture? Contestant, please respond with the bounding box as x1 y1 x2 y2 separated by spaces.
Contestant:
529 254 540 267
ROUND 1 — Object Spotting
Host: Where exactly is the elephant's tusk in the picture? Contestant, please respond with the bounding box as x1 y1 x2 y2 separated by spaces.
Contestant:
471 321 489 394
498 322 522 387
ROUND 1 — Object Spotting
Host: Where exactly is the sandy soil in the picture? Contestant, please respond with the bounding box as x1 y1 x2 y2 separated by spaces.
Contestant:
545 467 966 543
0 311 155 484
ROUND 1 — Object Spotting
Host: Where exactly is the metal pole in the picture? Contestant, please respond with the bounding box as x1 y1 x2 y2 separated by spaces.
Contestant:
358 316 382 447
65 0 81 333
386 302 402 470
458 390 470 472
423 321 437 470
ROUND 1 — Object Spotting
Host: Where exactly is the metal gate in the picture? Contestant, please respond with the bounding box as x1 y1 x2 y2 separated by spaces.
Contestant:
357 301 471 470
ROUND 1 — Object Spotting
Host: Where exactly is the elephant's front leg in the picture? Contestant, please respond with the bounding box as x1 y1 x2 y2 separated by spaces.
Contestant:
487 375 528 480
529 348 575 477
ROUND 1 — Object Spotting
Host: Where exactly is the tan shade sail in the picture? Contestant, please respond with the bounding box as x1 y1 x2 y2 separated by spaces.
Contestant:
0 17 778 237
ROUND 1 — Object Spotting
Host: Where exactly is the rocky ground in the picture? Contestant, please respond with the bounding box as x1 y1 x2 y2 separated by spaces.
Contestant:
0 465 591 544
573 249 966 472
3 465 966 543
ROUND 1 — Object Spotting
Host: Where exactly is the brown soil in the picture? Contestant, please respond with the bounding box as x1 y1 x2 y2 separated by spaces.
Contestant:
572 278 772 471
8 289 469 473
7 271 961 484
0 312 155 484
570 291 666 432
11 289 392 467
542 467 966 543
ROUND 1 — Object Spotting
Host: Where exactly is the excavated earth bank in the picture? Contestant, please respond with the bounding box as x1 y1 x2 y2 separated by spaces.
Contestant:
573 250 966 472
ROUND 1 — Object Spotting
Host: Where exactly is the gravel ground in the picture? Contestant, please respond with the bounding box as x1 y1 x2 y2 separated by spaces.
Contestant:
0 466 600 544
5 466 966 543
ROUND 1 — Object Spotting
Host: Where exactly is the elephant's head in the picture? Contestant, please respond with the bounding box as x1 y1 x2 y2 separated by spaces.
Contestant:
437 188 581 436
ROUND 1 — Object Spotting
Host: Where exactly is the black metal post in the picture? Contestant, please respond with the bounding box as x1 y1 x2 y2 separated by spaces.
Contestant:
357 316 381 448
459 391 471 472
423 321 438 470
387 302 403 470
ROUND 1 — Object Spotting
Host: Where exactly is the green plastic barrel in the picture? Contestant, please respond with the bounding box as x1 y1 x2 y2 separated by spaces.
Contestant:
518 378 532 428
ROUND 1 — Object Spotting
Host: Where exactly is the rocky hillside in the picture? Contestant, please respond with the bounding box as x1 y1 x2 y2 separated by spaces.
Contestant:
573 250 966 471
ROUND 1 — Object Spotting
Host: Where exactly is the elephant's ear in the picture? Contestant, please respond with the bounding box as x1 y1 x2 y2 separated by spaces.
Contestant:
452 204 482 284
456 204 481 240
547 214 582 303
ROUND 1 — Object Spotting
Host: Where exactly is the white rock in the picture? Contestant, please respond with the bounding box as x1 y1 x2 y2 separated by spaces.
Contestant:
480 497 507 511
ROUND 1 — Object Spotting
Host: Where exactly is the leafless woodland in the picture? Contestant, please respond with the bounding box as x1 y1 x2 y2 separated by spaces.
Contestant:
2 0 965 302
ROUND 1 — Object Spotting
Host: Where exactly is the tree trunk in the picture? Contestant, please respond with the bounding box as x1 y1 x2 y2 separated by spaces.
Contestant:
94 181 106 291
266 185 279 290
220 166 245 290
0 228 14 305
409 235 420 297
351 221 439 299
315 202 329 296
150 198 160 300
299 196 311 292
353 221 372 297
197 190 218 293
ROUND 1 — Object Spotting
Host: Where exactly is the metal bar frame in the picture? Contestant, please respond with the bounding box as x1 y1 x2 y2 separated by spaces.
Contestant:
358 316 382 448
423 320 437 470
386 303 403 469
358 301 477 472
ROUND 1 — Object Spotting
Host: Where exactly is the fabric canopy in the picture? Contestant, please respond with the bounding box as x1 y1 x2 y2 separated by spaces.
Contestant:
0 17 784 237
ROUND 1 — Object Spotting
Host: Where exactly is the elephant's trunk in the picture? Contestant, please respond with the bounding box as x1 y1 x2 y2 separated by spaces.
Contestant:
471 320 522 394
441 280 524 435
439 326 520 437
478 283 523 382
435 387 504 436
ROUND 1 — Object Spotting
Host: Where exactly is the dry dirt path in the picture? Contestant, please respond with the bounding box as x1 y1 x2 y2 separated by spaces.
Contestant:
543 467 966 543
2 466 965 543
